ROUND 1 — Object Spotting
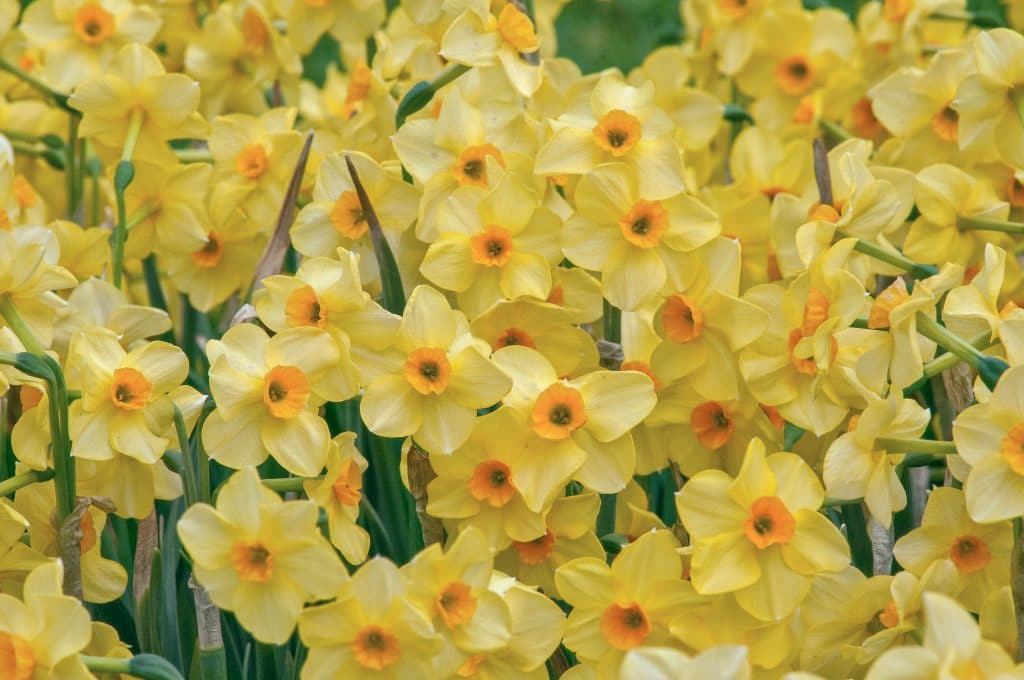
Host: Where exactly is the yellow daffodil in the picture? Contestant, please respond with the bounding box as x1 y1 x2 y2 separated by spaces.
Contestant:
393 87 535 241
729 126 814 200
65 327 188 465
944 243 1024 366
177 467 346 644
469 296 599 378
893 487 1010 612
122 161 212 259
865 592 1024 680
822 394 931 524
290 151 419 284
184 1 302 118
426 407 559 549
46 220 110 283
676 438 849 621
494 492 604 599
621 645 752 680
0 560 93 679
493 344 655 493
954 365 1024 522
555 530 691 670
953 28 1024 169
280 0 385 54
299 557 440 678
163 205 264 312
400 527 513 669
870 48 974 170
254 249 399 386
563 163 720 311
0 500 47 597
535 73 685 200
421 171 561 318
208 108 304 225
204 323 355 476
0 227 77 349
302 432 371 565
14 481 127 603
67 42 207 165
903 163 1011 267
359 284 512 455
20 0 161 90
441 3 544 96
650 237 767 401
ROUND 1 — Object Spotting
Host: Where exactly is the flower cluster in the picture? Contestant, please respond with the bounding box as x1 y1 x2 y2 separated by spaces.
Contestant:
0 0 1024 677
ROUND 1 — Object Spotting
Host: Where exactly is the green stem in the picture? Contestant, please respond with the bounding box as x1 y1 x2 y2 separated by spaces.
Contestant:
172 404 200 508
915 313 1009 390
842 503 874 576
262 476 319 493
360 498 397 560
822 496 863 507
603 300 621 344
109 110 142 289
596 494 616 538
0 295 45 355
174 147 213 164
834 229 938 279
81 654 185 680
957 214 1024 234
874 437 957 455
0 467 54 497
126 203 160 231
395 63 471 128
66 114 79 221
194 401 214 504
0 57 70 109
911 331 994 389
820 119 853 142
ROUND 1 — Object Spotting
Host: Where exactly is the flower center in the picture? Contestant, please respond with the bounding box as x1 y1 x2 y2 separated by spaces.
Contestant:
497 3 539 52
801 288 831 336
12 175 35 210
1007 176 1024 208
468 460 515 507
79 510 98 553
1001 422 1024 475
930 104 959 143
457 655 486 677
0 632 35 680
262 365 312 418
883 0 910 22
619 199 668 248
690 402 734 450
240 8 270 53
949 534 992 574
436 580 477 628
191 232 224 268
717 0 751 19
235 143 269 179
230 541 274 582
404 347 452 395
453 144 505 187
868 278 910 329
470 225 515 267
877 599 900 629
787 328 838 375
512 529 556 565
808 202 841 224
340 60 372 117
494 327 537 349
775 55 814 96
284 285 327 329
110 367 152 411
743 496 795 549
352 625 401 670
331 458 363 506
620 360 661 391
330 191 367 239
593 109 641 157
73 2 115 45
531 383 587 439
661 295 704 343
850 98 883 138
600 603 651 650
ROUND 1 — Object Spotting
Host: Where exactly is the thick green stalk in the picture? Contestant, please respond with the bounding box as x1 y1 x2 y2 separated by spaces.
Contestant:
0 468 54 497
172 405 200 508
81 654 185 680
820 119 853 142
842 503 874 576
957 215 1024 234
915 313 1008 389
0 295 45 355
834 229 938 279
261 476 317 494
394 64 471 128
110 109 143 288
874 437 957 455
66 114 80 220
